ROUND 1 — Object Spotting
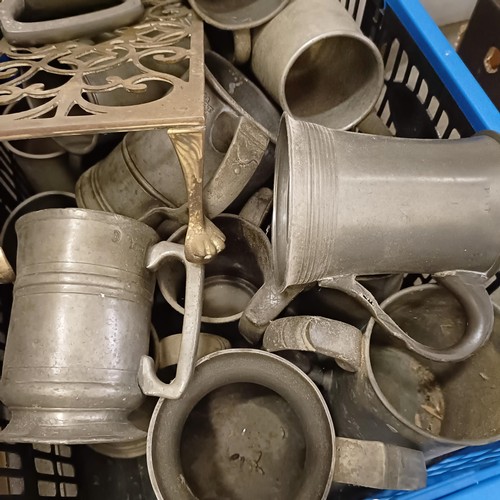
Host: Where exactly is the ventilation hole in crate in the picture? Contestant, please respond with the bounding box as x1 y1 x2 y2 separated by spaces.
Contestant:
38 480 57 497
60 482 78 497
0 476 24 495
393 50 410 83
33 443 52 453
384 40 401 77
56 461 75 478
406 66 420 92
427 95 440 119
436 112 450 137
417 79 429 105
35 457 55 475
57 445 72 458
449 128 461 139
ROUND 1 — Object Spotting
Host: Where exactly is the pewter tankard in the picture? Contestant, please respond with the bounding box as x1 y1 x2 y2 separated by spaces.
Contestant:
251 0 384 130
268 113 500 362
265 286 500 460
0 208 204 443
147 349 426 500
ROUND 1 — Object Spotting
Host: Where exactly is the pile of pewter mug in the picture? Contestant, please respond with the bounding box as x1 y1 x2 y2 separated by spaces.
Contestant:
0 0 500 499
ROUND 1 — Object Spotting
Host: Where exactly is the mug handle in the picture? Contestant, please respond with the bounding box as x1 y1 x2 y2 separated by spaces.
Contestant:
263 316 362 372
239 276 310 344
334 437 426 491
204 119 270 219
0 0 144 46
138 118 270 225
320 270 493 363
238 187 273 227
0 248 15 284
138 242 204 400
233 29 252 65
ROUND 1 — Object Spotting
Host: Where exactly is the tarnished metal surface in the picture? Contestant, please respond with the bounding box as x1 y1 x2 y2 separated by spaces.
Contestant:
0 208 203 443
0 191 76 270
334 437 426 491
263 316 363 372
159 332 230 368
252 0 384 130
138 242 204 399
272 113 500 361
324 285 500 460
158 213 272 325
76 51 277 229
146 349 425 499
187 0 289 30
0 0 144 46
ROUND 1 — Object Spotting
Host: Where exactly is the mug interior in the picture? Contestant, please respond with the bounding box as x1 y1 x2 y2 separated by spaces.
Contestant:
369 286 500 442
205 51 280 139
159 216 268 323
284 35 381 129
180 382 306 500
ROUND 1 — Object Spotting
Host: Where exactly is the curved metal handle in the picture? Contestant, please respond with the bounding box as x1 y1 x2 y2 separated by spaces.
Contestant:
238 187 273 227
0 0 144 46
334 438 426 491
320 271 493 363
138 241 204 399
263 316 362 372
238 277 309 344
233 29 252 65
205 117 270 218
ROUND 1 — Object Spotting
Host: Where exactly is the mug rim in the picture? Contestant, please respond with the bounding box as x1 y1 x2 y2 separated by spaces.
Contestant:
364 283 500 446
147 348 335 500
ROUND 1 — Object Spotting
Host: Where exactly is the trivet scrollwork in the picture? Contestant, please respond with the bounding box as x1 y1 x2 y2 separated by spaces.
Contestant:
0 0 225 263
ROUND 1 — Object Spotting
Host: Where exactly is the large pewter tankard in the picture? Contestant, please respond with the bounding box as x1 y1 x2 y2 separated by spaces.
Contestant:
0 208 204 443
270 113 500 362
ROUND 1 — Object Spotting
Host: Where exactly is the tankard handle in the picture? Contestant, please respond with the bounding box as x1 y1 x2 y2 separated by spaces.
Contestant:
0 0 144 46
138 118 270 226
238 187 273 228
263 316 362 372
239 276 310 344
319 271 493 363
138 242 204 400
204 118 270 219
334 438 426 491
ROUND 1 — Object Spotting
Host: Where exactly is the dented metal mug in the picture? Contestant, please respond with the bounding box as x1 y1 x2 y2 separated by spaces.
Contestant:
251 0 384 130
267 286 500 460
0 208 204 444
266 113 500 362
147 349 426 499
76 51 279 227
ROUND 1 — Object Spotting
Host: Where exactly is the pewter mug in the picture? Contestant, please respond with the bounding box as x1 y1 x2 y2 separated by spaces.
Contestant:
158 189 273 328
0 208 204 443
270 113 500 362
158 213 272 327
286 285 500 461
76 51 279 226
147 349 425 500
251 0 384 130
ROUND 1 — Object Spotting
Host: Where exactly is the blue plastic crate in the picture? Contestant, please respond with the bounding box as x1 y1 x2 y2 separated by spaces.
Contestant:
368 442 500 499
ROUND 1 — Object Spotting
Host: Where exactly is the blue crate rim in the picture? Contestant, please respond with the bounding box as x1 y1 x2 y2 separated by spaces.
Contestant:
384 0 500 133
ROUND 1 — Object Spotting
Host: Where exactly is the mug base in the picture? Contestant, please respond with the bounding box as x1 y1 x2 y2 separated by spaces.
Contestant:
0 408 147 444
